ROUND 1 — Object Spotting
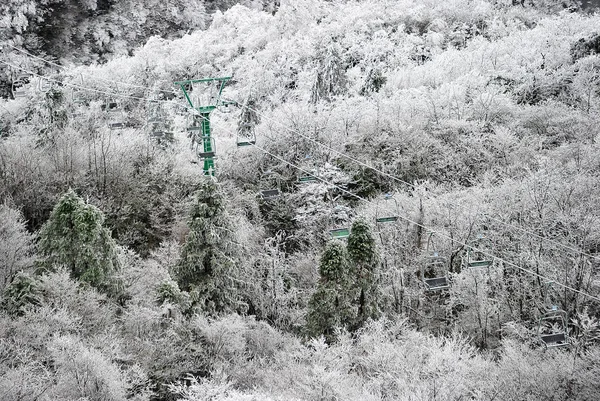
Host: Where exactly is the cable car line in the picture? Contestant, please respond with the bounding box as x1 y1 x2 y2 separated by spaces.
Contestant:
237 102 600 262
3 50 598 261
5 43 597 349
0 60 199 117
3 56 599 304
1 60 165 103
4 43 181 96
246 141 600 304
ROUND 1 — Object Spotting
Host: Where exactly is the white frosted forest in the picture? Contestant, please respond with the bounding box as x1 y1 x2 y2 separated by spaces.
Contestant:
1 1 600 400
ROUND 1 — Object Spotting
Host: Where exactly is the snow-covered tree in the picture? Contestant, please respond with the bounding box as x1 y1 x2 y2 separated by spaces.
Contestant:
175 179 241 315
306 240 354 342
347 219 380 330
38 189 118 289
0 204 35 292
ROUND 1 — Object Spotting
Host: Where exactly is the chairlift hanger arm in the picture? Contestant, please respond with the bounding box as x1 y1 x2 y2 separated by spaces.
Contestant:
175 77 232 110
218 115 600 304
174 77 232 85
221 98 239 107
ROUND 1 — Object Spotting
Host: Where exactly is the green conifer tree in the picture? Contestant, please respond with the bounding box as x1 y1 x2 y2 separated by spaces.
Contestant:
39 189 118 289
1 272 40 316
347 219 379 330
306 240 355 343
175 179 239 315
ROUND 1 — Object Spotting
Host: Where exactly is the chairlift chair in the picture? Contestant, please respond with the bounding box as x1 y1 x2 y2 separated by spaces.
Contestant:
12 74 31 98
195 136 216 159
421 232 450 291
146 101 173 141
328 192 350 239
298 154 320 183
260 189 280 199
187 114 203 135
538 306 569 348
464 234 494 269
375 193 399 224
37 76 52 92
298 175 319 183
259 169 281 200
236 122 256 147
537 282 569 348
72 74 86 105
148 119 173 142
219 98 238 114
104 100 125 129
330 228 350 239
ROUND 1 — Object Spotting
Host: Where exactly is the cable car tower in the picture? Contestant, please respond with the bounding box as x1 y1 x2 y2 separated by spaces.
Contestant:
175 76 232 176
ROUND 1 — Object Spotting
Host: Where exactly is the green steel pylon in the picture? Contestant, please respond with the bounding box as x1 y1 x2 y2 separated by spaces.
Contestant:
175 76 232 176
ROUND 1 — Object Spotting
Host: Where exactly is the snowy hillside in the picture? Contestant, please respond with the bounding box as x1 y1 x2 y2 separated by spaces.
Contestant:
1 1 600 400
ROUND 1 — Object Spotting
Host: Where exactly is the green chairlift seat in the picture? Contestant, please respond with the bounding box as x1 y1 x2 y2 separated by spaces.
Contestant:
149 124 174 143
541 332 568 347
376 216 398 223
237 123 256 147
467 259 493 268
330 228 350 239
297 154 320 183
146 102 173 143
464 235 494 269
219 98 238 114
424 276 450 291
327 189 350 240
236 96 260 147
198 150 216 158
196 136 216 159
423 256 450 291
298 175 318 183
237 138 256 147
259 168 282 200
375 193 399 224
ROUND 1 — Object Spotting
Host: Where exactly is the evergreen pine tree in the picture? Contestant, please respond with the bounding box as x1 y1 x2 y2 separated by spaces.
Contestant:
347 219 379 330
39 189 118 290
306 240 354 343
1 272 40 316
175 179 239 315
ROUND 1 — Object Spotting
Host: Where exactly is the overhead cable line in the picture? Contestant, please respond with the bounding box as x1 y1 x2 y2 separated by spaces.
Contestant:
0 60 194 114
5 45 597 260
2 58 598 303
239 102 600 262
246 141 600 303
4 43 180 96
